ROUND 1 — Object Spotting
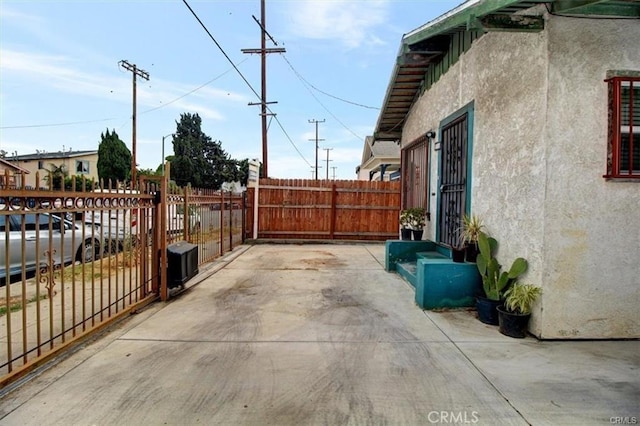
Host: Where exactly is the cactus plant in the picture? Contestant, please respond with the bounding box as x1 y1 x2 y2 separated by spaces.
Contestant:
476 231 528 301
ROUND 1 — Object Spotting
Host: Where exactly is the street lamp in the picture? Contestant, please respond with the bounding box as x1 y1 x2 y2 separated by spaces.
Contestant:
161 134 173 176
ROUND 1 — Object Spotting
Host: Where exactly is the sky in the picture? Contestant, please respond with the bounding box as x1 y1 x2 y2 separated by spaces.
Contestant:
0 0 462 180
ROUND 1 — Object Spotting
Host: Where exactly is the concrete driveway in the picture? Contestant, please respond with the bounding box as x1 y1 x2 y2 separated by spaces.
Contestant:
0 243 638 425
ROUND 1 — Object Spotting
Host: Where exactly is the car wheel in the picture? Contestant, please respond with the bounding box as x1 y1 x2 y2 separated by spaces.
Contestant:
77 238 100 262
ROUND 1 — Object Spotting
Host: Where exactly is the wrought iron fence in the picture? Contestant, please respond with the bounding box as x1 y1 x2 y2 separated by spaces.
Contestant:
1 173 245 387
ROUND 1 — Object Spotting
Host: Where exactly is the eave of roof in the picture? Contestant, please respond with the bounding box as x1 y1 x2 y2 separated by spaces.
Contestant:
12 150 99 161
373 0 639 141
0 158 30 173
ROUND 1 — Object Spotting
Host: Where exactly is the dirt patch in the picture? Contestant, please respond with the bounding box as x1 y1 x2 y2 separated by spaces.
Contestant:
301 251 345 268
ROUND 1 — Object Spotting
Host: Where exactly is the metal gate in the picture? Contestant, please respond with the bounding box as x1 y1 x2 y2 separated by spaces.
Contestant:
438 114 468 247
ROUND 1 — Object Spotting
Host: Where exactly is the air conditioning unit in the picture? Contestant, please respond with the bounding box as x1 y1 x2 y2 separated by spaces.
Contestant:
167 241 199 289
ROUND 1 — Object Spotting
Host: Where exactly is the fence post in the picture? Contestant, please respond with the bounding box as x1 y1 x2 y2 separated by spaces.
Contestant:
219 190 225 255
330 184 337 239
228 191 233 250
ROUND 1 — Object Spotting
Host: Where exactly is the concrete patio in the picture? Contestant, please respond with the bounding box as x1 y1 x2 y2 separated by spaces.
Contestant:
0 243 637 425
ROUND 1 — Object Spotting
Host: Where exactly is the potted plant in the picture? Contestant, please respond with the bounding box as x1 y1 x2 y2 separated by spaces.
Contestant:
399 209 412 240
408 207 426 240
460 214 484 262
497 283 542 338
475 231 528 325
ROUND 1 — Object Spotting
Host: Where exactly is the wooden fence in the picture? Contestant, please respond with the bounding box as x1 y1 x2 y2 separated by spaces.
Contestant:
246 179 401 241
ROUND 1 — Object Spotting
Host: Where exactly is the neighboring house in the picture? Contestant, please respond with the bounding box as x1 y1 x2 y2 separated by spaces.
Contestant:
9 150 99 189
374 0 639 339
0 158 29 189
356 136 401 181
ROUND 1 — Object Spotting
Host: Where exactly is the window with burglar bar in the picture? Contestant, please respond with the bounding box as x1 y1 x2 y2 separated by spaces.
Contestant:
605 75 640 179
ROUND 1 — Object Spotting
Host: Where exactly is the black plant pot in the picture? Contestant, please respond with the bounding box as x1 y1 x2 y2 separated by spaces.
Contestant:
476 296 501 325
412 229 423 241
452 247 466 263
400 228 412 240
497 306 531 338
465 242 479 262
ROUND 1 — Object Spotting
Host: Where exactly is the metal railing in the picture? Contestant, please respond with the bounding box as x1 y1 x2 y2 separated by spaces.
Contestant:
1 173 245 387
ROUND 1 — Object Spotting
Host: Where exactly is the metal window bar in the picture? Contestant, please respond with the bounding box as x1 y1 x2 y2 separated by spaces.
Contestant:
607 77 640 177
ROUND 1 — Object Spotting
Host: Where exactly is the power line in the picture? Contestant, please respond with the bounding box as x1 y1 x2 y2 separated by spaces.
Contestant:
282 55 380 110
0 63 248 130
271 115 312 168
0 117 117 130
139 58 249 116
281 55 364 141
182 0 261 101
182 0 311 171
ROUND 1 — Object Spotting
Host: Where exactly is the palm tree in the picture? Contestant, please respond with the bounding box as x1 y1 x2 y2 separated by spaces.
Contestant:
45 163 68 190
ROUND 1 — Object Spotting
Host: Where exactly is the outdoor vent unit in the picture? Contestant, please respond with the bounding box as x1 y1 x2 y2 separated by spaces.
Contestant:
167 241 199 289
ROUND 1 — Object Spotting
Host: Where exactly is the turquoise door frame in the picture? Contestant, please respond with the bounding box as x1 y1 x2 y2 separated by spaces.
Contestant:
435 101 475 244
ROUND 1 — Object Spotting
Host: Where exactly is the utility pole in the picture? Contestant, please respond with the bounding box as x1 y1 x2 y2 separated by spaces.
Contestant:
308 119 325 180
241 0 285 178
331 166 338 180
119 60 149 189
323 148 333 180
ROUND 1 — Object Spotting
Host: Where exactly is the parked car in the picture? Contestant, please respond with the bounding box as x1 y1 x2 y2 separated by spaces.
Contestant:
169 204 201 235
0 209 102 283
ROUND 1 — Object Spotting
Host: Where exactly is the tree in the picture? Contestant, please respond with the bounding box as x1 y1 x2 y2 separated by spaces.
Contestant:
97 129 131 185
64 175 96 191
171 113 235 189
236 159 250 187
137 168 158 177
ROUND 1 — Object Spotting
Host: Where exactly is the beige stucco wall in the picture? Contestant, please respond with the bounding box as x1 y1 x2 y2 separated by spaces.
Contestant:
401 12 639 338
15 153 99 189
541 16 640 338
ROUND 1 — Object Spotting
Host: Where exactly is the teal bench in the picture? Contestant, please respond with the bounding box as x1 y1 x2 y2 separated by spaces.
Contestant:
385 240 481 310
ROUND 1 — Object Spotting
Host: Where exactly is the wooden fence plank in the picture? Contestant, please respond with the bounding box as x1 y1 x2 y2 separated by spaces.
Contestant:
249 179 400 241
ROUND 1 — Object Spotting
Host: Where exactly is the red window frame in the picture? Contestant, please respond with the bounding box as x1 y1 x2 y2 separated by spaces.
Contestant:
605 76 640 179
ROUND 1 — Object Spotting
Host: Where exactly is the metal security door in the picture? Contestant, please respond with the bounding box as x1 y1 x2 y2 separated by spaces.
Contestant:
439 114 468 247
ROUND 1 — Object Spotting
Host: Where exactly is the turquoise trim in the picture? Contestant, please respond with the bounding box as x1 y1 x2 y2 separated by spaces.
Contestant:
435 101 475 243
427 139 432 216
385 240 482 310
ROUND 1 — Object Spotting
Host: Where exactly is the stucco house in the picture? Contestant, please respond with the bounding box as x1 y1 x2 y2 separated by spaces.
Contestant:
0 158 29 189
375 0 639 339
8 150 99 189
356 136 400 181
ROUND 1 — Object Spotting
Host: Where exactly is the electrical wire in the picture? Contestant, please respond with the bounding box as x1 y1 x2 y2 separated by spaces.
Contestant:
182 0 261 100
282 55 380 110
270 114 313 168
279 55 366 141
182 0 311 167
0 117 118 130
139 57 249 116
0 62 251 130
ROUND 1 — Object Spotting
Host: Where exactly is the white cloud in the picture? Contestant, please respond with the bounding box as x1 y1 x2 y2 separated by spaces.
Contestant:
0 49 249 123
286 0 389 49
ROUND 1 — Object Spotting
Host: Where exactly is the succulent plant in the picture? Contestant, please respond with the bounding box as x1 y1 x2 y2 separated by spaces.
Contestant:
476 231 528 301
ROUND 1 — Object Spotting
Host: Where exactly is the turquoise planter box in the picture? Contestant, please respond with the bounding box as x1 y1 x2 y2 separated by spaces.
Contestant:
385 240 482 310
